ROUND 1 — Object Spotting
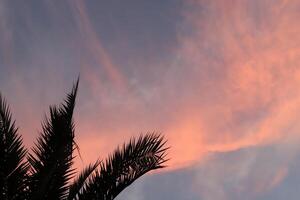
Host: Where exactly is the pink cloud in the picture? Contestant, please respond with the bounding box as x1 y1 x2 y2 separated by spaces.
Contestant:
70 1 300 176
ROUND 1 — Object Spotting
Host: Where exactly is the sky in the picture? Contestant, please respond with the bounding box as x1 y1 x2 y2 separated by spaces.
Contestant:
1 0 300 199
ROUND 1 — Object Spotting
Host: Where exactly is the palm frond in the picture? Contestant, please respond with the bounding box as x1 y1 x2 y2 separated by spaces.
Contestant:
0 94 28 200
0 78 169 200
77 133 168 200
67 159 101 200
28 79 79 200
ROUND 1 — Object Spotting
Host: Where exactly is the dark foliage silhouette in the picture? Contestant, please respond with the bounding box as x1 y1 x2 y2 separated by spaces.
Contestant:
0 94 28 200
0 80 168 200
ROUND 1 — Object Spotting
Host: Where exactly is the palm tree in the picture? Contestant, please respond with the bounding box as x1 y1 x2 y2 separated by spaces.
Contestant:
0 79 168 200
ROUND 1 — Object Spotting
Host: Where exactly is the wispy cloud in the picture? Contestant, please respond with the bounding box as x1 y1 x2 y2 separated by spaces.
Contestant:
0 1 300 198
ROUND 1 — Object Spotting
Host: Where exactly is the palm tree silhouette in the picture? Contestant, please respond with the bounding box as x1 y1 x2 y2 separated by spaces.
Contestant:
0 79 168 200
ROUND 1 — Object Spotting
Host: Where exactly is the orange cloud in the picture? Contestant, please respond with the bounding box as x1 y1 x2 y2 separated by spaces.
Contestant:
72 0 300 174
164 0 300 162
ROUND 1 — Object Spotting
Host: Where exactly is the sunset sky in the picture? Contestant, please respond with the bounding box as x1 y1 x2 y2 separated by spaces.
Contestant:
1 0 300 199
